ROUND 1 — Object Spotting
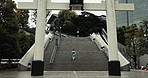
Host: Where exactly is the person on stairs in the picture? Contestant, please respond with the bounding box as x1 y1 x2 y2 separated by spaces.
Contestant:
71 49 76 60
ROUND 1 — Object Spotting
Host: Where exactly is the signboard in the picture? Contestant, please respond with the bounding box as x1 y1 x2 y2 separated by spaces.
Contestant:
69 0 84 10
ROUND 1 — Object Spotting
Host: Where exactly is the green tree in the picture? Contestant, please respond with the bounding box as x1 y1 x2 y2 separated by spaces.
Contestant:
117 26 126 45
51 10 77 36
52 11 106 37
140 19 148 36
17 9 29 28
16 9 35 58
18 30 35 58
0 0 35 64
31 10 50 24
140 19 148 49
72 12 106 37
124 24 146 68
58 10 77 19
31 10 37 24
0 0 21 63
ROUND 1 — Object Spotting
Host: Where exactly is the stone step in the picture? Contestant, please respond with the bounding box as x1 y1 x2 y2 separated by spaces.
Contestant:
44 39 55 69
44 37 108 71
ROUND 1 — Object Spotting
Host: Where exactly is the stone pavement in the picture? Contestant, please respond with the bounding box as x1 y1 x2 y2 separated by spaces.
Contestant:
0 70 148 78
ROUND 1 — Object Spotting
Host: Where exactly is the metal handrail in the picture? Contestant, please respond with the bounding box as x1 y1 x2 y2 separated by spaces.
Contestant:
90 33 129 67
50 46 57 63
18 33 53 68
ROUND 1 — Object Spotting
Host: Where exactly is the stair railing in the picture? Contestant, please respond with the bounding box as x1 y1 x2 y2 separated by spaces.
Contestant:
90 33 129 67
50 46 57 63
18 33 53 68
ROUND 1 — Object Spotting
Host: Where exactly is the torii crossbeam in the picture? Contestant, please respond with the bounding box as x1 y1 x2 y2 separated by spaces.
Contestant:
18 0 134 11
18 0 134 76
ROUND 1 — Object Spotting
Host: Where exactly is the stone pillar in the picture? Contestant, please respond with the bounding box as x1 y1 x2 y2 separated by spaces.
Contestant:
31 0 47 76
106 0 121 76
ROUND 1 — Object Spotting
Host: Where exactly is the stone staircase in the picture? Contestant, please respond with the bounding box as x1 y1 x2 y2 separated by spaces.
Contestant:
44 37 108 71
44 39 55 70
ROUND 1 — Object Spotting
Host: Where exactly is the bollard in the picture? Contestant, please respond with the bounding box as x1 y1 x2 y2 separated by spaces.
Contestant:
136 65 139 70
146 64 148 71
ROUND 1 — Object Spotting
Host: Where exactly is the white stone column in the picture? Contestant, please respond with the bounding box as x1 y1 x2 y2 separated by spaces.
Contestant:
106 0 118 61
34 0 47 61
106 0 121 76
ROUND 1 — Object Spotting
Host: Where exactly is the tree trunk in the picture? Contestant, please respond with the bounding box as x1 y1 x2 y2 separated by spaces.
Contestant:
133 55 137 69
133 42 137 69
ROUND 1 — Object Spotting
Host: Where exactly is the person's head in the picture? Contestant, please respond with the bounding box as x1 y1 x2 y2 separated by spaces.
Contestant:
73 49 74 51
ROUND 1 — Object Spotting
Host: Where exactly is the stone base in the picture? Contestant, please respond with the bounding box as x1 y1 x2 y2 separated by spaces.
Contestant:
121 64 130 71
18 64 29 71
108 61 121 76
31 60 44 76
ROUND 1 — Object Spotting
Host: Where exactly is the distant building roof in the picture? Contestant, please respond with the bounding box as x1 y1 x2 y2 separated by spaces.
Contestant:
47 14 58 24
23 27 36 35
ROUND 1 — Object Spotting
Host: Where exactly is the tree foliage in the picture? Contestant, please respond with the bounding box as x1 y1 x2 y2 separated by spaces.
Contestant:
73 12 106 37
117 26 126 45
0 0 34 62
51 10 106 37
31 10 50 25
0 0 21 59
51 10 77 36
16 9 29 28
117 23 148 68
18 30 35 57
140 19 148 49
30 10 37 24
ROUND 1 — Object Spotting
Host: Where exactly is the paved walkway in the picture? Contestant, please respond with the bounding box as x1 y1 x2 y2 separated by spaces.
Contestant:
0 70 148 78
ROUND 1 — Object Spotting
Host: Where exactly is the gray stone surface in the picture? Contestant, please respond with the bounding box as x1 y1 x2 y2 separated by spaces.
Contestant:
18 64 29 71
44 37 108 71
0 70 148 78
44 38 55 70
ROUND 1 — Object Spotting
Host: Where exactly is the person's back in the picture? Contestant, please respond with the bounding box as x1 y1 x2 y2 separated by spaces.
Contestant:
71 49 76 60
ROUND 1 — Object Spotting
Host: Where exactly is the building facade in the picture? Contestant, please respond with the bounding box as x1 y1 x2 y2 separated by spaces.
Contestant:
116 0 148 27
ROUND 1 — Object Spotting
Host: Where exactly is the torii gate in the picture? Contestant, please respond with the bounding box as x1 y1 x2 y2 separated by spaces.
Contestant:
18 0 134 76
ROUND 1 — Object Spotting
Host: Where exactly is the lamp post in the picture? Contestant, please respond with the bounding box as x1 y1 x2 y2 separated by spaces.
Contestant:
60 26 61 38
126 0 129 26
146 23 148 42
77 30 79 37
53 27 55 36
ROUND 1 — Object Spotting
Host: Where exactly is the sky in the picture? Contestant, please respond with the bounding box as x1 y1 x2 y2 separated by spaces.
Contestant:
12 0 106 27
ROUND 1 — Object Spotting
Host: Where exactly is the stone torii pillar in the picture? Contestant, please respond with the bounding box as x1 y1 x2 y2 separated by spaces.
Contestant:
106 0 121 76
18 0 134 76
18 0 47 76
